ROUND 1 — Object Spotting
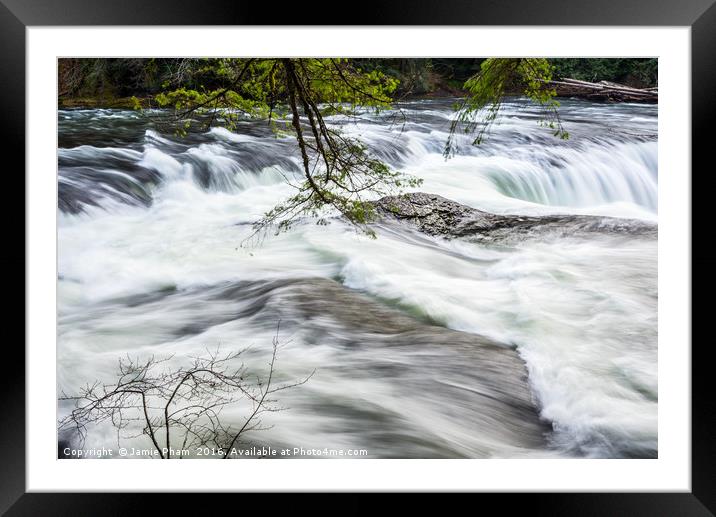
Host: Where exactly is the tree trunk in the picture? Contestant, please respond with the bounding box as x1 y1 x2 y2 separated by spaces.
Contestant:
548 77 658 103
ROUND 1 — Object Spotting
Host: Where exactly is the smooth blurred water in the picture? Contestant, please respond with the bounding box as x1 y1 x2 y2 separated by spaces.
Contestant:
57 98 658 458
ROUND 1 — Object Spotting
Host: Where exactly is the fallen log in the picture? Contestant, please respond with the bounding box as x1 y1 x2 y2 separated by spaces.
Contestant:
566 78 656 96
546 78 658 103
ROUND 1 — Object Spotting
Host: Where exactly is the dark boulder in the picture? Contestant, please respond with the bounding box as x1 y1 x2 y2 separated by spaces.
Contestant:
371 192 657 242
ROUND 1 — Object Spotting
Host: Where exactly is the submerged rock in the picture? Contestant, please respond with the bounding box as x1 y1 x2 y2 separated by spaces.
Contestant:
372 192 657 242
228 276 552 457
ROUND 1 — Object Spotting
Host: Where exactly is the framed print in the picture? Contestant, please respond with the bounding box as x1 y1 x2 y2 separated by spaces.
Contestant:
3 0 713 513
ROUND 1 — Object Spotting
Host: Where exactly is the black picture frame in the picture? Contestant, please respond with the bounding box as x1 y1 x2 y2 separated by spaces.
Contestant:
2 0 712 514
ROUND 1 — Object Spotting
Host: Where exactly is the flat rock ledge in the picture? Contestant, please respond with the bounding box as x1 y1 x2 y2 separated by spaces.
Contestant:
371 192 657 242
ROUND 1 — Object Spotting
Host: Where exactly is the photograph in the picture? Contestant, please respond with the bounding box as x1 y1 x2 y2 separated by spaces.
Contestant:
56 57 659 460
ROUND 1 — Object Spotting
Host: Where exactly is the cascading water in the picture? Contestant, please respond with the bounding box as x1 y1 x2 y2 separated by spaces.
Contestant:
58 98 658 458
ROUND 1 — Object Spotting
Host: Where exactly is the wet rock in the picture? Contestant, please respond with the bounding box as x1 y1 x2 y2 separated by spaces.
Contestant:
227 277 552 456
372 192 657 242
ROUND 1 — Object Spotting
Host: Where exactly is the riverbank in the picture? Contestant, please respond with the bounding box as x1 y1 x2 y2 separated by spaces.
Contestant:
58 79 658 109
58 96 150 109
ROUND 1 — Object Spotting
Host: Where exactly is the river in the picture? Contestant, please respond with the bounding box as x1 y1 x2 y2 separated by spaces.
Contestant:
57 98 658 458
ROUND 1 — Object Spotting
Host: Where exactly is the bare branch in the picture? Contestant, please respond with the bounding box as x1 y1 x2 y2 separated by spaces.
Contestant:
58 326 308 459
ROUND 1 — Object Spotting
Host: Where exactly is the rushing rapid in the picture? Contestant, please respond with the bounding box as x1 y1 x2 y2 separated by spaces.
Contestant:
58 98 658 458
